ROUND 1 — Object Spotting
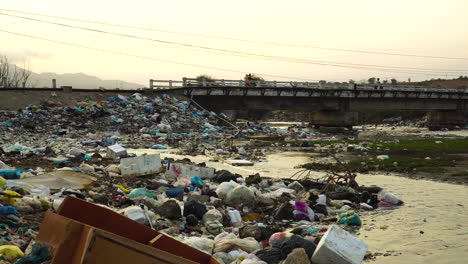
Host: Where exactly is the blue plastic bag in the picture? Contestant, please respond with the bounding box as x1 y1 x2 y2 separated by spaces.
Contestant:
151 144 167 149
166 188 184 198
0 206 21 217
0 169 22 179
191 175 204 186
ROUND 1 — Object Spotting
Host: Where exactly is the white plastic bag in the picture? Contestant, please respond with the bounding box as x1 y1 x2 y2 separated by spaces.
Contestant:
184 237 215 254
215 180 239 199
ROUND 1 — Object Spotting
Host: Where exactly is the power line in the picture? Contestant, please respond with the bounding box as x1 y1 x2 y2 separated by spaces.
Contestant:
0 28 323 81
2 8 468 61
2 28 462 83
1 12 467 76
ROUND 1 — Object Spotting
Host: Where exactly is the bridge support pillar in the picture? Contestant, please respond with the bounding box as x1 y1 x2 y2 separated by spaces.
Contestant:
426 110 466 130
309 111 359 129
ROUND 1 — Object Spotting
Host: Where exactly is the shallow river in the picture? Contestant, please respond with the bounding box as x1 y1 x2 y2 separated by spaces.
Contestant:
131 149 468 263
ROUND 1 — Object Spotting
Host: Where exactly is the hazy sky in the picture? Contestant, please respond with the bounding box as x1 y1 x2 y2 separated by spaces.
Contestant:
1 0 468 85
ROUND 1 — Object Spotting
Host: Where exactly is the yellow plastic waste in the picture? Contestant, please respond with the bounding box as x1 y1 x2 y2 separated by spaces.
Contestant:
40 199 51 209
118 183 130 193
1 190 21 205
0 245 25 261
0 176 6 189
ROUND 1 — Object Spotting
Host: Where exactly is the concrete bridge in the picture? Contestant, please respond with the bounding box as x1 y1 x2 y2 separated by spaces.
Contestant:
150 78 468 129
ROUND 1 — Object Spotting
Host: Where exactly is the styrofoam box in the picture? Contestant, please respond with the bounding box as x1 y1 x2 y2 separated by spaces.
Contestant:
107 144 127 159
120 154 162 177
311 224 368 264
165 162 215 179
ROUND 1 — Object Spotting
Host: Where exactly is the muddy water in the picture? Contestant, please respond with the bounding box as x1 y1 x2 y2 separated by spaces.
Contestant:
130 149 468 263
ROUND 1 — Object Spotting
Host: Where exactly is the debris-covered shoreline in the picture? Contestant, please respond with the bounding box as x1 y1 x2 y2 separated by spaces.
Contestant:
0 93 405 263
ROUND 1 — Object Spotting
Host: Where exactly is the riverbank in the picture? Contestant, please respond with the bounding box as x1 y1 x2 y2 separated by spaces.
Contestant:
137 148 468 263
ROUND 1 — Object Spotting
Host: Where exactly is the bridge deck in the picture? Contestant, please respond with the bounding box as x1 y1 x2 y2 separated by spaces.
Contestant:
149 78 468 99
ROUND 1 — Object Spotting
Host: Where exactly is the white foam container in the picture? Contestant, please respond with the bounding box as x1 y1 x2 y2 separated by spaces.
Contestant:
312 224 368 264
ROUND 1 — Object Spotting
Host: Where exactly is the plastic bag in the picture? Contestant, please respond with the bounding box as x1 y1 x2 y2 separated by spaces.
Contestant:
213 252 232 264
0 176 6 189
191 175 204 186
226 185 255 206
0 245 24 261
184 237 215 254
241 254 268 264
213 237 261 253
203 208 223 223
183 200 207 219
128 188 156 199
269 232 291 246
215 232 237 242
292 201 315 221
0 169 22 179
287 181 304 192
272 235 316 259
260 188 295 201
338 210 361 226
378 189 403 205
151 144 168 149
174 177 191 188
1 190 22 205
15 243 52 264
215 180 239 199
0 205 21 217
119 206 147 224
165 187 184 198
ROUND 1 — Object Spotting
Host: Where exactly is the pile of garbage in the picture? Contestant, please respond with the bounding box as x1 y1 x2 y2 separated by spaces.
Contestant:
0 93 405 263
0 93 324 163
0 150 404 263
0 93 233 152
381 116 426 127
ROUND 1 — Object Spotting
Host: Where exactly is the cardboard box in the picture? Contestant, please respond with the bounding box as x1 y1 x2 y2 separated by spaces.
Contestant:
36 196 219 264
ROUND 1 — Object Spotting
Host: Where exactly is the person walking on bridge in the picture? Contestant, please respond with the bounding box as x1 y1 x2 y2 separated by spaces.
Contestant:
244 74 255 87
375 78 382 89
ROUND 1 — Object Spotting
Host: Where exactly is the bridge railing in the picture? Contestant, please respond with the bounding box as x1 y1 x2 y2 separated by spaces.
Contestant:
150 77 352 89
357 84 466 93
149 79 185 89
149 78 468 93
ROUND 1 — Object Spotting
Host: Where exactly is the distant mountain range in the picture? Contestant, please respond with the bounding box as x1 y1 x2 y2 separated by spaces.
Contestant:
16 66 144 89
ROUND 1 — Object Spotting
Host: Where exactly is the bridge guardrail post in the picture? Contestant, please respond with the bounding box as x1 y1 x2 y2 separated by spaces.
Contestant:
183 77 187 87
